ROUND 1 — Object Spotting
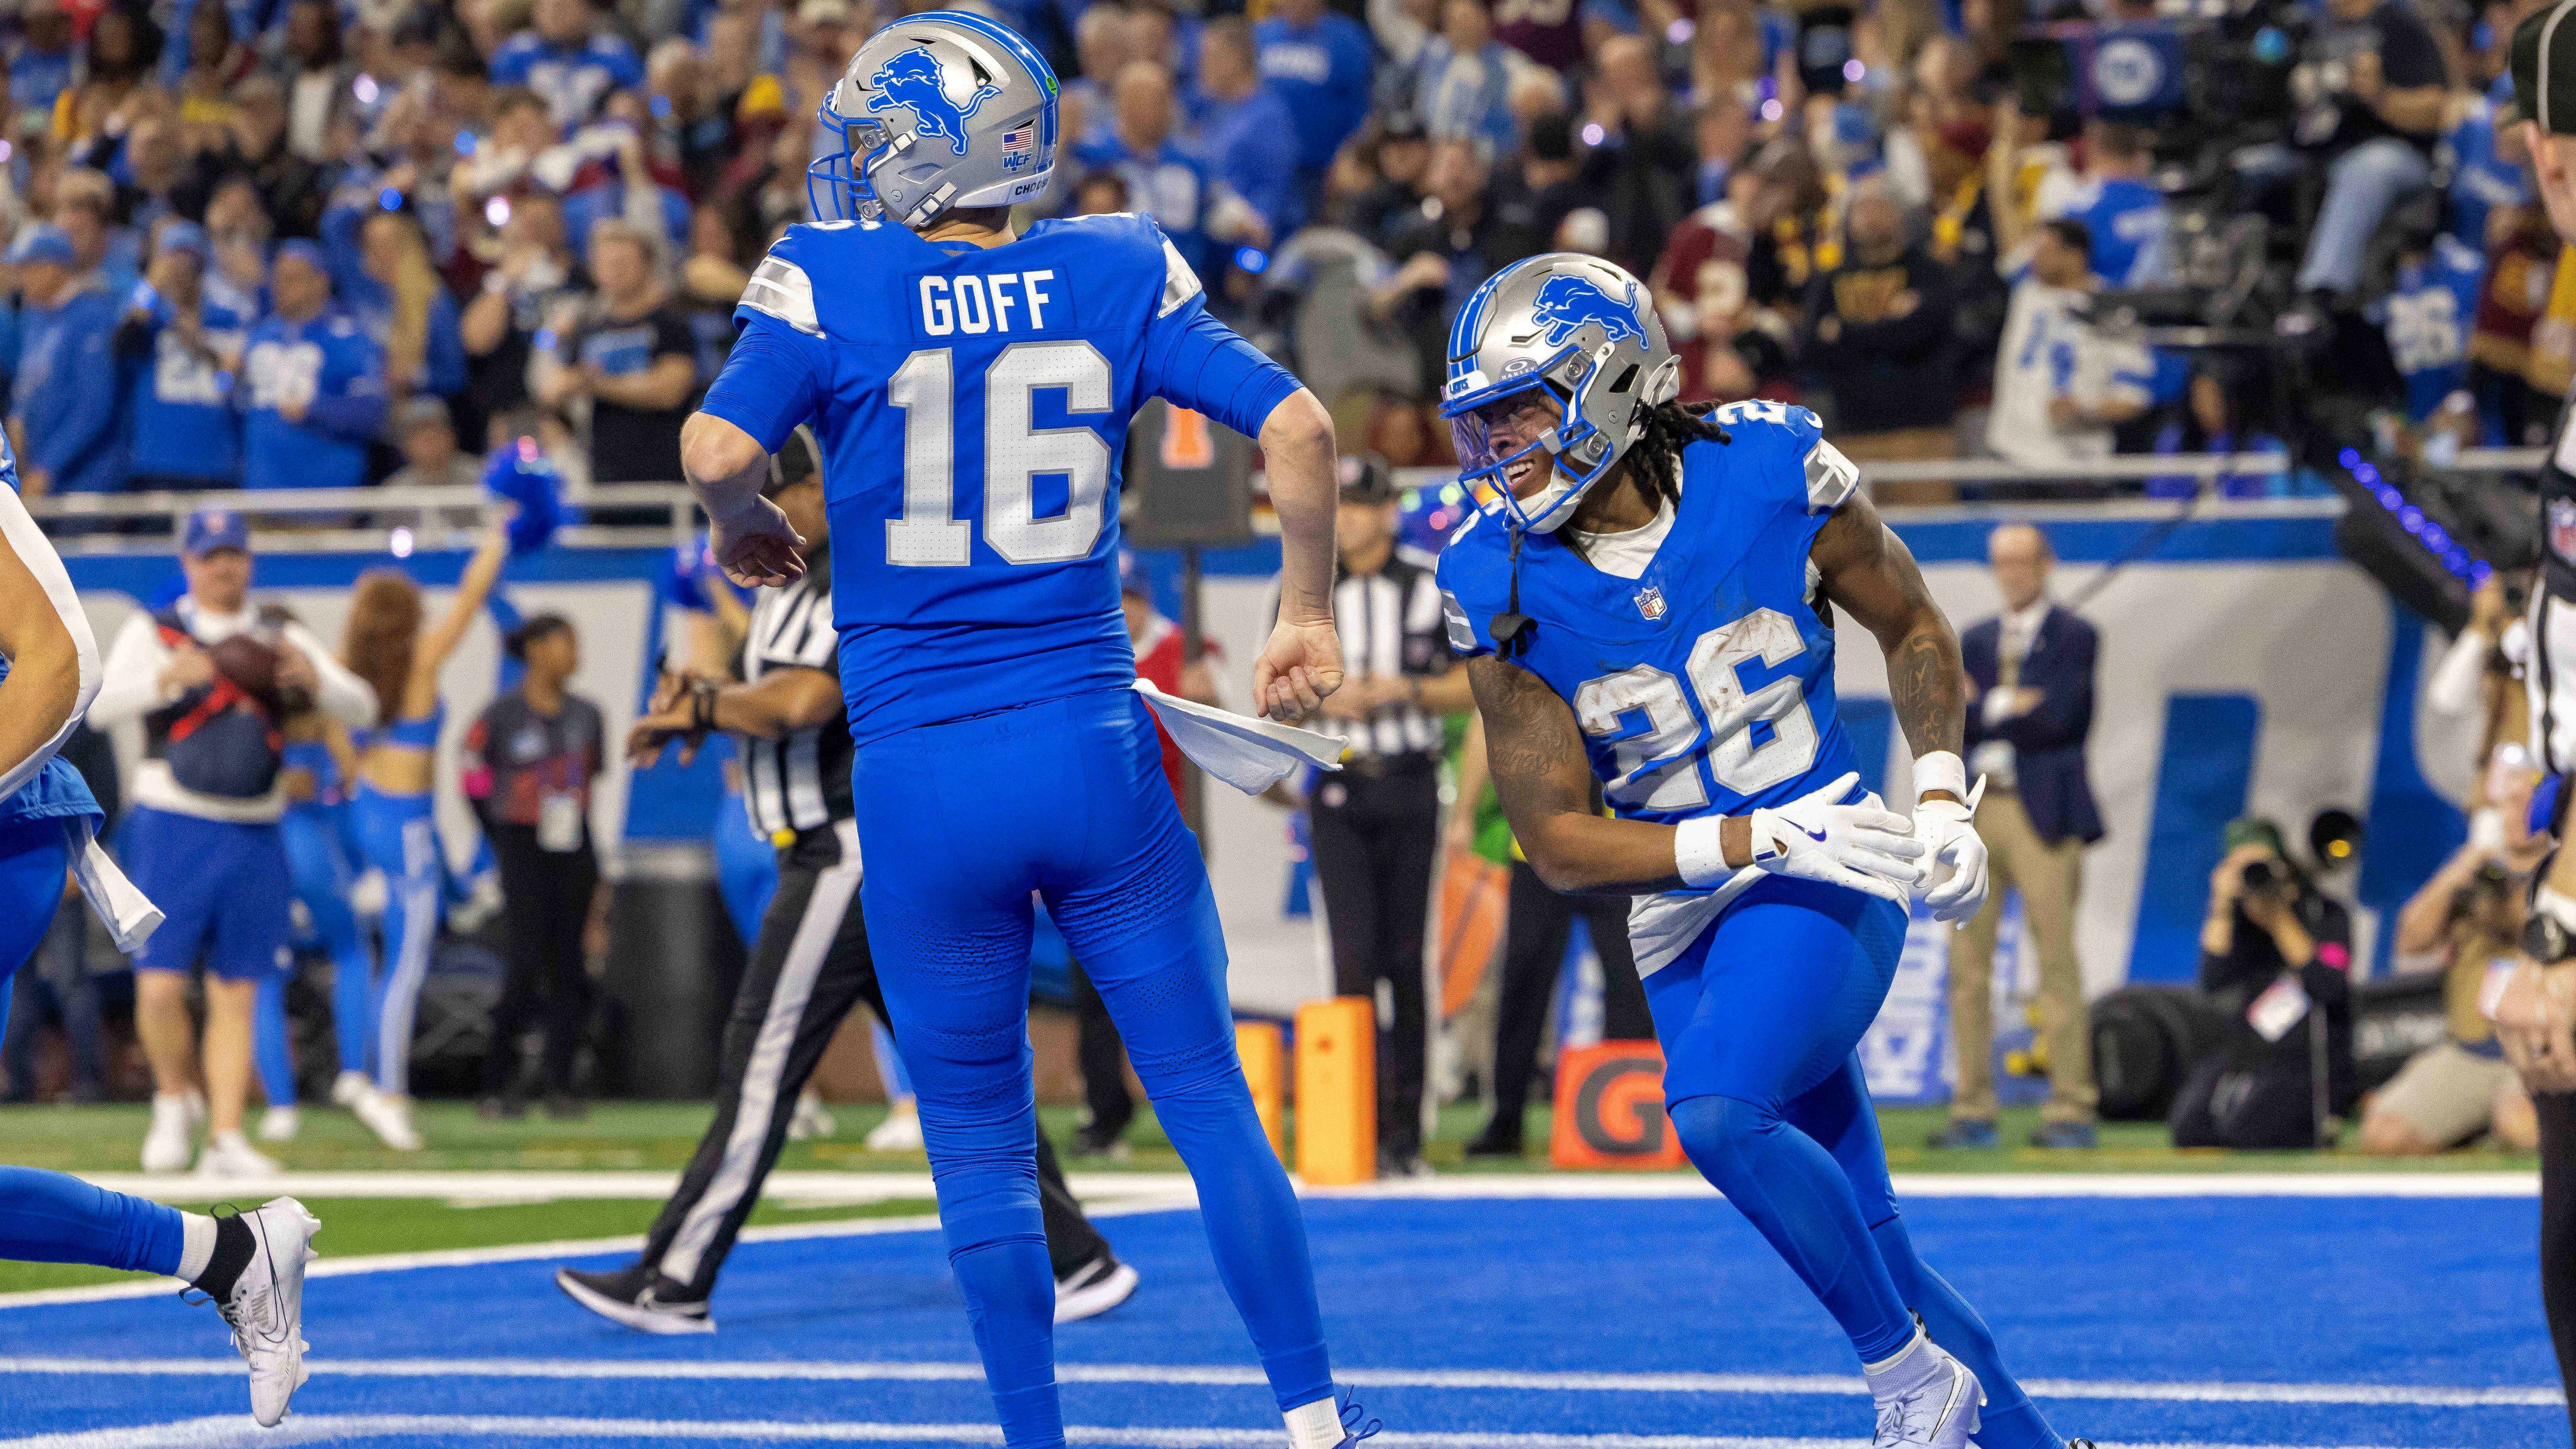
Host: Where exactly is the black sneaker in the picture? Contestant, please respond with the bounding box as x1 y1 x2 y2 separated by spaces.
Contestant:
1052 1251 1140 1324
555 1264 714 1334
1068 1123 1130 1161
1463 1127 1523 1159
1376 1148 1432 1179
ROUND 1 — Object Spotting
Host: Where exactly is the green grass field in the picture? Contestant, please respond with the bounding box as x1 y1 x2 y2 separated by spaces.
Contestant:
0 1096 2530 1299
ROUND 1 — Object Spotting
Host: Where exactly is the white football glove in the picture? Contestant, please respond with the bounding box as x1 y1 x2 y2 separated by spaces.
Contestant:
1912 754 1990 923
1744 772 1927 907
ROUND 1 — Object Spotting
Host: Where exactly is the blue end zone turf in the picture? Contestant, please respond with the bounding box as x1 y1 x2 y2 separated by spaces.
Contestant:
0 1191 2559 1447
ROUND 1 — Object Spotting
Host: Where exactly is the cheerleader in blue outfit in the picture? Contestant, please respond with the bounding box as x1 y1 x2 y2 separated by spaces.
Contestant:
339 524 508 1150
0 475 322 1427
253 711 373 1141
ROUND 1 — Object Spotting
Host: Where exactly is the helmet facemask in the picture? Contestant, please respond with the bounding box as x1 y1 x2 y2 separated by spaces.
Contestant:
1447 341 1659 535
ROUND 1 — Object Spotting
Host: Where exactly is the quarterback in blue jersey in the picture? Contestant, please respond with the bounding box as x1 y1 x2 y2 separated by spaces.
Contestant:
0 448 320 1428
681 15 1367 1449
1436 256 2087 1449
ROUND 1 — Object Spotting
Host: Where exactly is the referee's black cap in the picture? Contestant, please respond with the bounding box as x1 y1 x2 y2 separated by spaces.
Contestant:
2512 0 2576 134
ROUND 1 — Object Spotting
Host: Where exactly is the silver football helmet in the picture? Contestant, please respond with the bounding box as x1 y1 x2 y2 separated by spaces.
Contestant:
1439 253 1682 535
807 12 1060 229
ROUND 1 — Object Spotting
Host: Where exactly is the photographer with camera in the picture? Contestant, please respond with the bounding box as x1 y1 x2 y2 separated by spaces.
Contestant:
2360 840 2541 1153
2293 0 2453 304
2170 818 2358 1149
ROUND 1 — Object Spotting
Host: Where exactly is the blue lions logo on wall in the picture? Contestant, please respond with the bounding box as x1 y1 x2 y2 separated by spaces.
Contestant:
1529 274 1644 349
869 47 1002 157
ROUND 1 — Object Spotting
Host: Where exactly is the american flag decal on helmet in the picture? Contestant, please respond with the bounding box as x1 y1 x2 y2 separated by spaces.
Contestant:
1001 123 1034 171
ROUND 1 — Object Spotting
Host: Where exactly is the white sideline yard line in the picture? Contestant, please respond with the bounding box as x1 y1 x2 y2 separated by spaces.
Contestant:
0 1357 2557 1410
0 1422 2484 1449
70 1172 1200 1205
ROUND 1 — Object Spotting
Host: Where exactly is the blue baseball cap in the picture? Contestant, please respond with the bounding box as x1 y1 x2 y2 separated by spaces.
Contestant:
6 224 73 267
182 506 249 556
1118 549 1149 598
155 221 208 260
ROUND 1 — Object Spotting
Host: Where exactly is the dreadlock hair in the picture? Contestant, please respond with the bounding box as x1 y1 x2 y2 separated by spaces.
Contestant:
1619 401 1734 510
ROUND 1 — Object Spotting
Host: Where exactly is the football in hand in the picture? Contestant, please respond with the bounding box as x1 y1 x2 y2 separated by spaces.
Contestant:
207 634 313 717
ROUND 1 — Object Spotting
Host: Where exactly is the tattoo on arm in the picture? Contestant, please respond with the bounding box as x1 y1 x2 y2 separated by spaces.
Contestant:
1813 494 1965 763
1467 655 1597 834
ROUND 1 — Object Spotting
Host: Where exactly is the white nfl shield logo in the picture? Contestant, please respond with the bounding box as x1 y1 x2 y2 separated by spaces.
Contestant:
2554 498 2576 565
1634 586 1666 620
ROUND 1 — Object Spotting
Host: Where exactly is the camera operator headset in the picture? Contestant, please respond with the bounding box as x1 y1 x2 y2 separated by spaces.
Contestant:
2485 7 2576 1431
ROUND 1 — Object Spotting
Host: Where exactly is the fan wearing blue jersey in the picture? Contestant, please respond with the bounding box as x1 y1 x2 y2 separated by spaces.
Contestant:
1435 255 2090 1449
680 15 1369 1449
0 448 320 1429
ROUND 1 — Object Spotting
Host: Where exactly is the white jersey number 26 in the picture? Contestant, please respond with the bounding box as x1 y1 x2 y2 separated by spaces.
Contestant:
1572 607 1820 811
886 341 1113 567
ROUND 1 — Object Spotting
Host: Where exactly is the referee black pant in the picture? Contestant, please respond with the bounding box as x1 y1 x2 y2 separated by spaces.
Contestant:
1309 759 1439 1159
2538 1092 2576 1444
1479 861 1653 1147
636 820 1109 1301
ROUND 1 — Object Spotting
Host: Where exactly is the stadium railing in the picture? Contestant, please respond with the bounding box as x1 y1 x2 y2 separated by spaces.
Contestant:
17 450 2548 550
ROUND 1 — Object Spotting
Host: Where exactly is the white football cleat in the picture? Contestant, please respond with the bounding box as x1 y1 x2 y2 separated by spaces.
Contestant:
864 1103 923 1152
197 1132 282 1181
353 1089 423 1151
258 1106 300 1142
207 1197 321 1427
142 1093 197 1173
1871 1337 1983 1449
328 1071 370 1107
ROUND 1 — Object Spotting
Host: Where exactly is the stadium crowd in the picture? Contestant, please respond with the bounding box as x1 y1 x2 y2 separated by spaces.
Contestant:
0 0 2556 505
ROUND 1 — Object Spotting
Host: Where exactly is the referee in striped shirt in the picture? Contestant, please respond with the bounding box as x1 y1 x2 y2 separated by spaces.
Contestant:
1283 459 1475 1177
554 437 1137 1332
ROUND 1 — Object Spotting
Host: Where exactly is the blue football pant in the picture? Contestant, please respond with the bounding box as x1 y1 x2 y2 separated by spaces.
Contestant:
0 822 185 1277
858 690 1331 1449
1650 878 2061 1449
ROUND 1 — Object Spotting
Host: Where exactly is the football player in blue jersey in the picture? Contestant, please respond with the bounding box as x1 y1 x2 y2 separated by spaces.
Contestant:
1436 256 2089 1449
677 15 1367 1449
0 447 320 1428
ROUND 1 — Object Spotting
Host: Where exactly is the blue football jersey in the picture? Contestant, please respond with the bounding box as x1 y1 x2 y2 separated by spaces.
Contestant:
1435 400 1863 972
2380 234 2484 422
701 211 1300 745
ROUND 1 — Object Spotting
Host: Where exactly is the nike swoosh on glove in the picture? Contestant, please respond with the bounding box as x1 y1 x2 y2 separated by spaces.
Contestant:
1746 772 1928 907
1914 795 1990 923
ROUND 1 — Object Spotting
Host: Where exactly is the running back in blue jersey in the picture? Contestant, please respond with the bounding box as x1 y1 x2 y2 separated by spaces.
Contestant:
698 210 1299 743
1435 400 1862 969
1438 399 1860 823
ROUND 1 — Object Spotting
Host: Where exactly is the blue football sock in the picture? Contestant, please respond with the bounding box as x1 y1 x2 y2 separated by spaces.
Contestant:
0 1166 185 1275
1670 1092 1917 1364
920 1113 1063 1449
1871 1217 2064 1449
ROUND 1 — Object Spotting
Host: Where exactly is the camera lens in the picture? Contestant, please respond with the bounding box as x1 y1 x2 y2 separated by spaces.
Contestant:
2242 859 2278 890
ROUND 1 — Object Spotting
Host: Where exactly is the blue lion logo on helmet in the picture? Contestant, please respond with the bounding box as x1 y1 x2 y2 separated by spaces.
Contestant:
1528 273 1644 349
868 47 1002 157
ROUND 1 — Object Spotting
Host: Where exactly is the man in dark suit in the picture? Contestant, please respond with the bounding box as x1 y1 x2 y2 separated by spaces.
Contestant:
1932 523 2107 1150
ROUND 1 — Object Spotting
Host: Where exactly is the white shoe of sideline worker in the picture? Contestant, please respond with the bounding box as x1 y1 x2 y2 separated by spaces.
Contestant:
353 1089 424 1151
865 1100 923 1152
142 1093 198 1173
258 1106 301 1143
329 1071 370 1108
197 1132 283 1180
786 1088 837 1141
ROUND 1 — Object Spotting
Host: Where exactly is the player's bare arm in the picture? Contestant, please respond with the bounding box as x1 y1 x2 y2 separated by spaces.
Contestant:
627 665 842 766
1809 487 1990 920
1469 651 1922 903
1253 387 1346 720
0 501 94 795
1808 491 1967 802
682 411 804 589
